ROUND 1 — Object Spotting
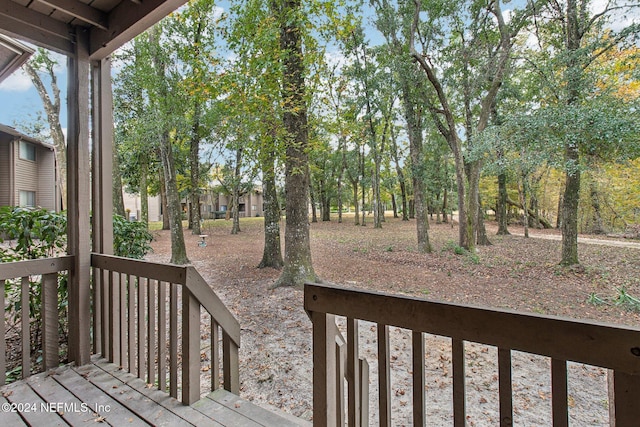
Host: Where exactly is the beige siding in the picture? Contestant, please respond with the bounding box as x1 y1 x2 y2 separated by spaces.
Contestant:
14 140 38 205
36 147 56 210
0 135 9 206
122 192 163 222
0 139 56 210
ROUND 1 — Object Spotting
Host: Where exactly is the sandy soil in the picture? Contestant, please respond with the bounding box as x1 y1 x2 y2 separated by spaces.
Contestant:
146 216 640 425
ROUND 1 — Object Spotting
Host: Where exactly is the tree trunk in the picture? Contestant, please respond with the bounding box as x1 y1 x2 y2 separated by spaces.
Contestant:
391 194 398 218
561 150 580 265
589 178 606 234
556 191 563 229
159 131 189 264
310 184 318 223
24 59 67 210
231 149 242 235
274 0 317 287
476 195 491 245
352 180 360 226
496 171 510 235
465 160 481 250
321 183 331 222
189 98 202 235
442 187 448 223
160 174 170 230
259 154 283 269
399 77 430 252
560 0 581 266
112 148 126 218
140 159 149 226
337 146 345 224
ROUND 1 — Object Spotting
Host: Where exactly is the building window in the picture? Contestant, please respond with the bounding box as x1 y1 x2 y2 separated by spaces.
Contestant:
19 190 36 207
19 141 36 161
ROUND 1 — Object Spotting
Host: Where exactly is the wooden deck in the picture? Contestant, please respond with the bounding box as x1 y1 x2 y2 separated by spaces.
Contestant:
0 358 309 427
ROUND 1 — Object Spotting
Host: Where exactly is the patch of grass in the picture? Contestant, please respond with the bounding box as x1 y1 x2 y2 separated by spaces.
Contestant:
384 245 393 252
586 284 640 312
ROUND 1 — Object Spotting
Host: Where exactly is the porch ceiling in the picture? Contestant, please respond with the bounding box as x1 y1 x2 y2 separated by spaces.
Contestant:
0 33 32 82
0 0 187 60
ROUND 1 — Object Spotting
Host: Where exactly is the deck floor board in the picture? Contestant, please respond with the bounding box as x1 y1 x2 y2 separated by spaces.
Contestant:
0 359 310 427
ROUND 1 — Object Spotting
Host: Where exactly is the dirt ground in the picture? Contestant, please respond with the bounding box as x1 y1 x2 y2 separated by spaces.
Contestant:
146 215 640 426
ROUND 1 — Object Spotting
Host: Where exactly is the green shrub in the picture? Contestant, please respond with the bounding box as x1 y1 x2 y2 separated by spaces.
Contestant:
112 214 154 259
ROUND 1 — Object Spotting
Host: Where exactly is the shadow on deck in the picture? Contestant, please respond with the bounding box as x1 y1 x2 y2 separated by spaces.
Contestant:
0 357 309 427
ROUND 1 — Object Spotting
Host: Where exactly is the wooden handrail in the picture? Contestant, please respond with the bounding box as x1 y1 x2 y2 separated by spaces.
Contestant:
91 253 186 284
91 253 240 404
0 256 74 280
185 266 240 346
305 282 640 374
0 256 74 386
305 283 640 427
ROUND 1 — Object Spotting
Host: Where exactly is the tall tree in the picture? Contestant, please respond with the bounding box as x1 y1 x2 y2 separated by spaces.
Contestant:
398 0 537 251
22 49 67 210
149 25 190 264
273 0 318 287
371 0 432 251
169 0 222 235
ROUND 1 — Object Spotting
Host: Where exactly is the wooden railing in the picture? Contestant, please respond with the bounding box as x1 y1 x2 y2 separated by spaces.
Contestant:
91 253 240 404
0 256 74 386
305 283 640 427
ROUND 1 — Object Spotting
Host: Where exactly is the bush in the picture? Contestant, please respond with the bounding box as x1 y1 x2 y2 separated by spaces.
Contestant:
112 214 153 259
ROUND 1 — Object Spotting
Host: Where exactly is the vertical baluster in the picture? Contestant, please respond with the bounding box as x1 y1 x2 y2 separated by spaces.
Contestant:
359 358 369 425
223 331 239 394
107 270 114 363
158 281 167 392
377 323 391 427
169 283 178 398
41 273 59 370
311 311 336 427
128 274 135 372
452 339 466 427
148 279 156 385
608 370 640 425
120 273 126 366
21 276 29 378
412 331 425 427
211 318 219 391
182 287 200 404
92 267 101 355
0 279 5 386
108 269 120 364
347 317 360 426
551 359 568 427
137 277 146 380
498 348 513 427
335 335 345 427
101 268 108 359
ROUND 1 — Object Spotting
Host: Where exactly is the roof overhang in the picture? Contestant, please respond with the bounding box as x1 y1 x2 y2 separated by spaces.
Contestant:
0 122 55 150
0 33 33 83
0 0 188 60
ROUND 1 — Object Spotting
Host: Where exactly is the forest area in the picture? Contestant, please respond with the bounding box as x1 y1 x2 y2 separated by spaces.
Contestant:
19 0 640 286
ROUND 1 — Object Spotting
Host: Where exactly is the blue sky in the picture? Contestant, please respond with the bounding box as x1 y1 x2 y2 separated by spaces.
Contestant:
0 51 68 131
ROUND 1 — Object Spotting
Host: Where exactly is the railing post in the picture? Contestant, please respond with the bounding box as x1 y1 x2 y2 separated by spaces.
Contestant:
223 331 240 394
182 287 200 405
608 370 640 426
311 311 337 427
41 273 59 370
